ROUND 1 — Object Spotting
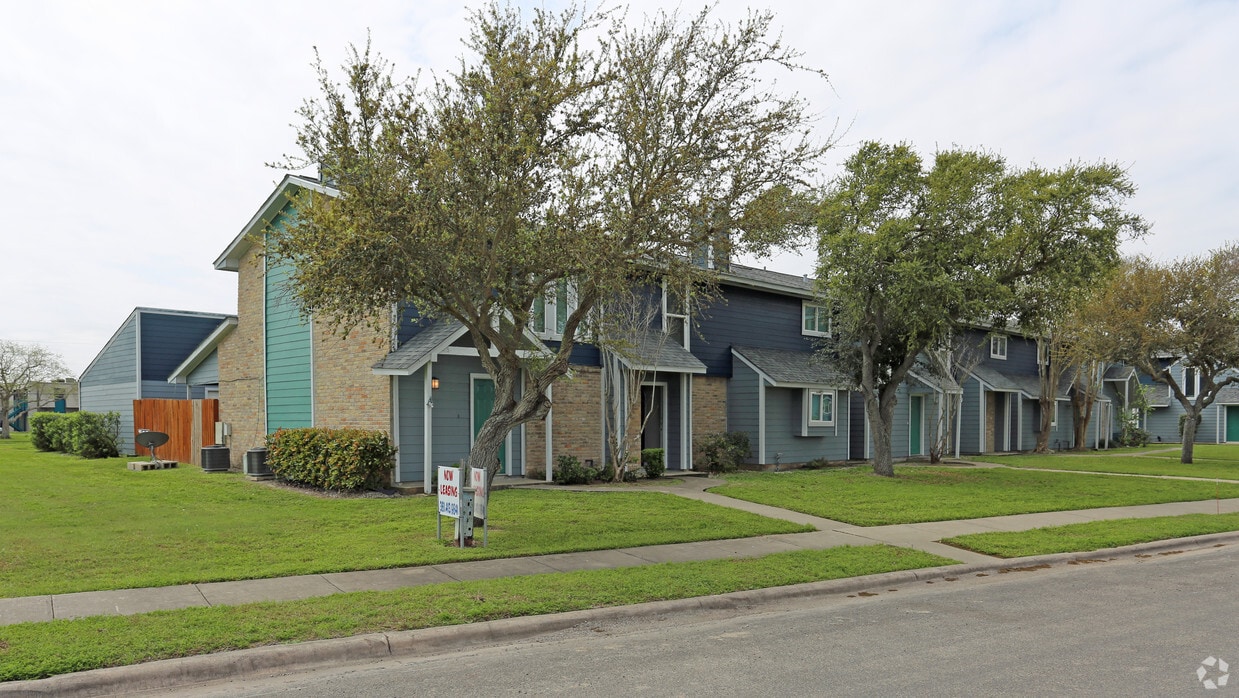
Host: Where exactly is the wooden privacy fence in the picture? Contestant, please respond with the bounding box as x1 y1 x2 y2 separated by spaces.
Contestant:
133 399 219 465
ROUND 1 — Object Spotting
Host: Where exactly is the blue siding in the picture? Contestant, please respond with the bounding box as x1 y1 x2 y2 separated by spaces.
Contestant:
397 370 427 483
765 387 850 463
694 285 816 377
726 361 761 463
187 350 219 386
79 382 136 454
141 314 223 381
81 316 138 386
959 377 982 454
970 329 1040 378
396 356 524 480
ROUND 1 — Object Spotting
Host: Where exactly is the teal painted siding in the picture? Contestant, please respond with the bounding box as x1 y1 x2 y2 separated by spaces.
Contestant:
265 238 313 432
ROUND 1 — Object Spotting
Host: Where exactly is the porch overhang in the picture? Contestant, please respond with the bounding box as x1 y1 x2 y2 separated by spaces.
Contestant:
731 345 854 389
614 330 707 374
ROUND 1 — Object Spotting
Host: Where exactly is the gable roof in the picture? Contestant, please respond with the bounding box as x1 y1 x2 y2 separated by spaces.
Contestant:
967 364 1075 400
167 316 237 384
372 320 467 376
732 346 854 389
612 330 706 374
213 174 337 272
80 307 232 382
719 263 815 298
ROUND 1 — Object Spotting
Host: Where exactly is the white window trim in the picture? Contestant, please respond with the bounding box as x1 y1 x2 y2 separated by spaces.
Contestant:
533 280 577 341
802 302 831 338
805 389 836 427
990 335 1008 360
1183 366 1200 399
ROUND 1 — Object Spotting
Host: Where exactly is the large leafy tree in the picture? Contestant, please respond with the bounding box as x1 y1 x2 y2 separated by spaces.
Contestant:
269 4 826 477
0 340 69 439
817 142 1145 475
1075 247 1239 463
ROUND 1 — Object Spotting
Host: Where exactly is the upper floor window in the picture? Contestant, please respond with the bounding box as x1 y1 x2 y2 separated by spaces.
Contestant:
1037 340 1050 366
990 335 1008 360
1183 366 1199 398
802 302 830 337
807 390 835 426
532 279 574 340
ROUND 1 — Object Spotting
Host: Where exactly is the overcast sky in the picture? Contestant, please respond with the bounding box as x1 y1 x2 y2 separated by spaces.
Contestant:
2 1 1235 376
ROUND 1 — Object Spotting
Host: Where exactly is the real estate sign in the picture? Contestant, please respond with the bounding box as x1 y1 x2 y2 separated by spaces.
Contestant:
470 467 488 519
437 466 462 518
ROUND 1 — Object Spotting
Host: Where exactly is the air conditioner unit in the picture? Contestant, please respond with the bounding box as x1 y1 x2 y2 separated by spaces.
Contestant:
244 447 272 478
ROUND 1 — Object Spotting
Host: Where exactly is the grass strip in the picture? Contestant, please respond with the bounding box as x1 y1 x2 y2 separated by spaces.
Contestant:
710 466 1239 526
942 512 1239 558
976 450 1239 480
0 545 953 682
0 435 808 597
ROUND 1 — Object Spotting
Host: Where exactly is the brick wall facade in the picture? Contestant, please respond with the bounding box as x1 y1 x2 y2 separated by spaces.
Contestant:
311 320 391 433
524 365 604 472
691 375 728 467
217 247 266 469
216 244 395 470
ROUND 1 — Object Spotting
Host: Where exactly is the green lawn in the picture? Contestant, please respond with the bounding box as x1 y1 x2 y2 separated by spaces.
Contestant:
942 512 1239 558
0 545 953 682
975 443 1239 480
0 436 808 597
709 466 1239 526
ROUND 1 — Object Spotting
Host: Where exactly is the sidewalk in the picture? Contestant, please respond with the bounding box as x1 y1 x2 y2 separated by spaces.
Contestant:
3 476 1238 627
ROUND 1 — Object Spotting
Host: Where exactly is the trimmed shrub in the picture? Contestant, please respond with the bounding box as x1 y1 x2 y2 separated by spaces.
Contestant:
30 411 119 459
266 427 396 491
641 448 665 479
70 411 121 459
695 431 750 474
29 412 64 451
552 455 591 485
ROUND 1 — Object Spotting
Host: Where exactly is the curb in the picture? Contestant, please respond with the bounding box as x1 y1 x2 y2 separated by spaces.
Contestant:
4 532 1237 697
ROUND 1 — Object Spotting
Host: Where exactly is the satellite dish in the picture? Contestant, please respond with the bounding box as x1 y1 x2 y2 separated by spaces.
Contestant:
136 430 170 462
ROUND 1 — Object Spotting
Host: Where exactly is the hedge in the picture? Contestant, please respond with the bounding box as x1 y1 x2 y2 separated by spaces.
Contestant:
28 411 120 459
266 427 396 491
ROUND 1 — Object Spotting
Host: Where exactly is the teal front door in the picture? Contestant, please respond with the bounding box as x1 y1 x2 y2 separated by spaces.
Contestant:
909 395 923 455
1227 406 1239 443
472 377 506 471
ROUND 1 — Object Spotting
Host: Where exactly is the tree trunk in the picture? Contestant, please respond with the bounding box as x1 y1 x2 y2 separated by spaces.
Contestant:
1034 395 1054 453
865 391 898 477
1180 412 1200 464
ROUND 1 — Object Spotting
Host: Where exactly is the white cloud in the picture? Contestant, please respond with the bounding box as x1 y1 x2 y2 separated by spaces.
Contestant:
1 0 1234 373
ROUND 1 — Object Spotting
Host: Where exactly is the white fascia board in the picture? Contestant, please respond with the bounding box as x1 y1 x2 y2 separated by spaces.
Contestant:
731 348 775 385
213 175 338 271
167 317 238 383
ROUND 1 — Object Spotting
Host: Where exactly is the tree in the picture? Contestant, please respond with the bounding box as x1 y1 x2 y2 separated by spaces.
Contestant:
269 4 827 479
919 334 984 463
597 287 674 481
1076 246 1239 463
816 142 1145 476
0 340 70 439
1002 164 1148 452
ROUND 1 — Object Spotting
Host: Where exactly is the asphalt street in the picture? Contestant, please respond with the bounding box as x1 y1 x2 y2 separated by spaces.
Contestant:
169 543 1239 697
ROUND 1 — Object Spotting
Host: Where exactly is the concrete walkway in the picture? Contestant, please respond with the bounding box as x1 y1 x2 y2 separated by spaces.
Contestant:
3 477 1239 627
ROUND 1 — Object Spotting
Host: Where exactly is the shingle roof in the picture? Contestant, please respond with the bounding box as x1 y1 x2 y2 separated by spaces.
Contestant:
721 263 815 295
1104 364 1136 381
371 320 465 375
613 331 707 374
908 370 963 394
732 346 855 388
969 364 1071 400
